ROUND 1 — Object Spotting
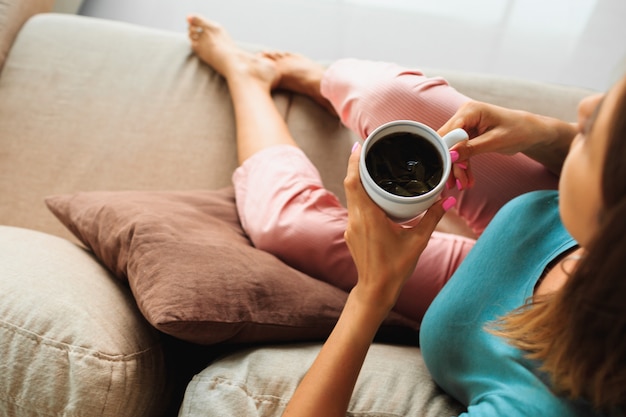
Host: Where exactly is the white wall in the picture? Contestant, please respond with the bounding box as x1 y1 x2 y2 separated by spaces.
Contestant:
79 0 626 91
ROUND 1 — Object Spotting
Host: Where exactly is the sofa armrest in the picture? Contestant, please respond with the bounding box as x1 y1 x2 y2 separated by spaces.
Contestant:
0 226 170 416
0 0 54 70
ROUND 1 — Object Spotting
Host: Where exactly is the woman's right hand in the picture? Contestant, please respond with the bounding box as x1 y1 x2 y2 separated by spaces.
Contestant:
439 101 578 188
439 101 547 158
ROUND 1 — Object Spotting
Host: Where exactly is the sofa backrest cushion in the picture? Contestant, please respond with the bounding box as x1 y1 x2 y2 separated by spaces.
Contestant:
0 14 355 241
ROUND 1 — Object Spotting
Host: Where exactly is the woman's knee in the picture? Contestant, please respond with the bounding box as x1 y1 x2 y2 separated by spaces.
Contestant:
352 74 469 135
241 192 353 282
244 219 294 259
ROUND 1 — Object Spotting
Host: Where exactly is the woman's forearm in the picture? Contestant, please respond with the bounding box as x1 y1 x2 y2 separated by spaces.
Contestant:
281 146 451 417
282 289 391 417
522 115 578 175
440 102 579 177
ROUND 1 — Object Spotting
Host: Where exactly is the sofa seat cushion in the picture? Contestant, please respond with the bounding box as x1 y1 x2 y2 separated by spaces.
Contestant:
45 187 418 346
179 343 465 416
0 226 168 417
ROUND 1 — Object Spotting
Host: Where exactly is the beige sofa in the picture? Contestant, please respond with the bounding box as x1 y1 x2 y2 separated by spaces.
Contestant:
0 1 596 416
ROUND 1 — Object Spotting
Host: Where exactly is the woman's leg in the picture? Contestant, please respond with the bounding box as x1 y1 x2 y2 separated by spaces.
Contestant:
269 55 558 235
187 15 361 287
187 17 474 322
187 16 297 164
262 53 560 321
322 59 470 138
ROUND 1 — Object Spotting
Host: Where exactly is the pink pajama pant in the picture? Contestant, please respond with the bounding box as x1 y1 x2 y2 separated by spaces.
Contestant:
232 59 559 322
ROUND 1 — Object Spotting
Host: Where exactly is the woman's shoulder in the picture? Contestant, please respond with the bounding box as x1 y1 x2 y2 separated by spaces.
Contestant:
493 189 560 226
477 190 573 258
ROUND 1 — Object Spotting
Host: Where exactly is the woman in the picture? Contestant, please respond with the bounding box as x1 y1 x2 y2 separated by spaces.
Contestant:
187 15 625 416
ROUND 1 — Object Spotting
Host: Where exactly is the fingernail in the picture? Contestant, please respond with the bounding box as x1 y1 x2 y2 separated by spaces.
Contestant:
456 179 463 191
450 150 459 163
351 142 360 153
443 196 457 212
456 162 468 170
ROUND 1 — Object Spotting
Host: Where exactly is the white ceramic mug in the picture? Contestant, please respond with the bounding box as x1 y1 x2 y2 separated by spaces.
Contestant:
359 120 468 222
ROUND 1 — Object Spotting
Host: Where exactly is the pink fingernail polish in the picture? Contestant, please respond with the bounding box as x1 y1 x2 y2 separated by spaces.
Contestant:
351 142 360 153
456 179 463 191
443 196 457 212
450 150 459 163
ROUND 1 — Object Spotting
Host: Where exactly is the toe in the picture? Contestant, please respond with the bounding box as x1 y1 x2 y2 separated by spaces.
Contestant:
187 14 203 27
187 15 207 41
260 51 277 60
188 14 219 32
187 15 204 32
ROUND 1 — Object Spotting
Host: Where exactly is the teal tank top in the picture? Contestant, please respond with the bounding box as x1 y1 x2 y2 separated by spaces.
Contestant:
420 191 605 416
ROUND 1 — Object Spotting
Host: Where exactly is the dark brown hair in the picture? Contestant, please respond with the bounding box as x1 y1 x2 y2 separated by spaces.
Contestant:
493 76 626 413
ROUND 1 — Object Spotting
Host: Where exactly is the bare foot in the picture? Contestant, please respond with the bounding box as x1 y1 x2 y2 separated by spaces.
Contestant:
262 51 337 116
186 15 337 116
187 15 279 90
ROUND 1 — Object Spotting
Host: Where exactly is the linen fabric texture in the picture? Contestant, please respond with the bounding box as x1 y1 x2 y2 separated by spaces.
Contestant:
179 343 465 417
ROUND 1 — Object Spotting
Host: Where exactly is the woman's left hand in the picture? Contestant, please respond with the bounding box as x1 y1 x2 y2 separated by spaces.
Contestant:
282 145 454 417
343 143 454 313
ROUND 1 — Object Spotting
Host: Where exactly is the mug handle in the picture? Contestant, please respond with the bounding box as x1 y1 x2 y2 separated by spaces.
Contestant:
442 128 469 149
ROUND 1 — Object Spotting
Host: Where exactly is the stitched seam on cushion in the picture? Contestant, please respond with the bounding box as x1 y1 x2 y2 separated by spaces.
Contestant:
100 360 114 416
0 318 159 361
0 321 161 417
205 377 405 417
207 376 288 409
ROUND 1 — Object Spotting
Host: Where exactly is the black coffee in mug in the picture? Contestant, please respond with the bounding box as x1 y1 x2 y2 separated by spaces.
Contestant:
365 132 443 197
